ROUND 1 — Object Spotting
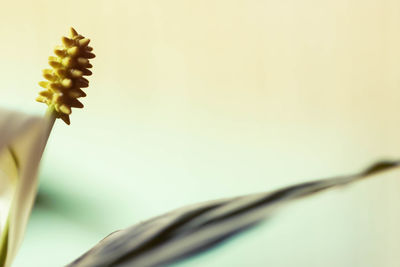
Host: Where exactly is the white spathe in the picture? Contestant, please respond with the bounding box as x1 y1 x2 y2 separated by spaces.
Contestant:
0 109 46 267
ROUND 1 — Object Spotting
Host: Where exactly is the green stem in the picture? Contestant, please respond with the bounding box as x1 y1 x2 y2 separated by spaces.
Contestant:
43 105 57 146
0 217 9 267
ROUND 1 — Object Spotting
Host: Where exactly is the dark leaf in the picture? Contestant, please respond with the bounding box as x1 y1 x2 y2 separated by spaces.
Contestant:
67 160 400 267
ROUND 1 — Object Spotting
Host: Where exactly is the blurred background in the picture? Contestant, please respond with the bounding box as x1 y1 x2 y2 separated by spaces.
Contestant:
1 0 400 266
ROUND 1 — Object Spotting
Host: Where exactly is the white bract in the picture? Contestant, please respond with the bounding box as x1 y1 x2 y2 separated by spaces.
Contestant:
0 109 47 267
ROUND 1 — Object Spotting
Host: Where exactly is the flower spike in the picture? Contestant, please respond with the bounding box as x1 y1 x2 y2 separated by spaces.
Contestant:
36 27 95 125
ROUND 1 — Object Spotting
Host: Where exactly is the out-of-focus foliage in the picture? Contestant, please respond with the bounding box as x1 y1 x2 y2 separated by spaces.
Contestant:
68 160 399 267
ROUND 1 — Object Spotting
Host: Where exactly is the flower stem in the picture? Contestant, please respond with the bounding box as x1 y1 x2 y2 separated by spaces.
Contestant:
0 217 9 267
43 105 57 146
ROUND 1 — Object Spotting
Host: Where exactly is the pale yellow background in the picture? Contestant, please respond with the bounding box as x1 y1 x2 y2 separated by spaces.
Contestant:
0 0 399 266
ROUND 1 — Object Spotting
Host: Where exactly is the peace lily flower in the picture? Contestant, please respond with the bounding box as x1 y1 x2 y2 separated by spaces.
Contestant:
0 27 94 267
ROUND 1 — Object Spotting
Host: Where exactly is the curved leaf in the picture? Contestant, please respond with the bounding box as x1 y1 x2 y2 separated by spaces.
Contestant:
68 160 400 267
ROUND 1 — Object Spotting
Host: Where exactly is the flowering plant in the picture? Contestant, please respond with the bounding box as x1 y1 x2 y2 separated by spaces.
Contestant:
1 28 398 267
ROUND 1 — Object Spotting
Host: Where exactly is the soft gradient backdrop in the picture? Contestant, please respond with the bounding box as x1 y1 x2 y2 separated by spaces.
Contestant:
0 0 399 266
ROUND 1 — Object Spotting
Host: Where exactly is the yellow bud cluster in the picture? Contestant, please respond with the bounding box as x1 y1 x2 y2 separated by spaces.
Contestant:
36 27 95 124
